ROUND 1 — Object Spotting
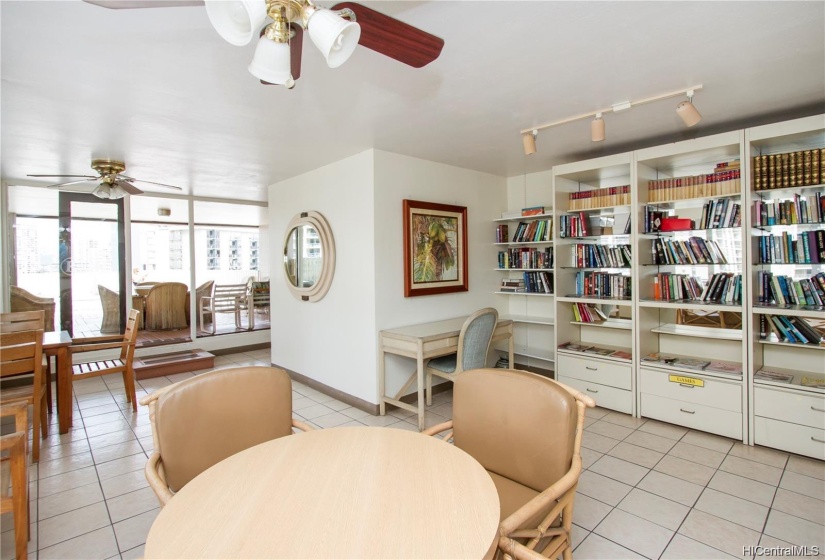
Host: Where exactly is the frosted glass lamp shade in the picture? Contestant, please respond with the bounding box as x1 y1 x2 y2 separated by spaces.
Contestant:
92 183 112 199
206 0 267 46
591 117 605 142
677 100 702 127
109 184 127 199
522 132 536 155
307 9 361 68
248 37 292 84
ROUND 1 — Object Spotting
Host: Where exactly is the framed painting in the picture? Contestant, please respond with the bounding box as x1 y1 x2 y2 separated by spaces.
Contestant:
403 199 468 297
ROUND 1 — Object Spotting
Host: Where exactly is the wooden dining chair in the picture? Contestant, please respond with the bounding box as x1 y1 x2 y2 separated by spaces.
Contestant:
139 366 313 507
1 401 30 560
423 368 595 560
0 310 54 412
425 307 498 406
0 330 48 463
69 309 140 412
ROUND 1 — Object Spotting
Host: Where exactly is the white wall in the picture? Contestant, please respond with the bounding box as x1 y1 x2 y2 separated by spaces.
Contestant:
373 150 507 398
268 150 378 404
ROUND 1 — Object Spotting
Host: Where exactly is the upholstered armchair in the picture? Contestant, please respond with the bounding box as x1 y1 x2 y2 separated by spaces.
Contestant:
139 366 313 507
10 286 55 332
423 368 595 559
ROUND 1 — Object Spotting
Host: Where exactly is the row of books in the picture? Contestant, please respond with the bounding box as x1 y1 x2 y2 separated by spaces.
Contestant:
511 219 552 243
501 272 553 294
574 271 631 299
570 303 608 323
559 213 590 237
568 185 630 210
753 193 825 226
647 163 741 202
641 352 742 375
756 230 825 264
653 272 741 304
760 314 824 345
499 206 550 220
698 199 741 229
497 247 553 270
752 150 824 191
568 244 632 268
558 341 632 360
756 271 825 307
652 237 729 265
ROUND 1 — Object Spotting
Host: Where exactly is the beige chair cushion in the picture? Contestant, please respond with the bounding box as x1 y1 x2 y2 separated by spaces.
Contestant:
156 366 294 492
453 368 577 493
487 470 539 522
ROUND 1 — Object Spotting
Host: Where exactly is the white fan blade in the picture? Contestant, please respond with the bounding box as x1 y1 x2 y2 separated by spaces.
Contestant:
82 0 203 9
46 179 98 189
121 176 183 191
117 181 144 195
28 174 97 179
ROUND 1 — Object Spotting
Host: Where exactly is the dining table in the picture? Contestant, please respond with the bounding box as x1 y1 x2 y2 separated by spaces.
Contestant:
43 330 73 433
144 426 501 559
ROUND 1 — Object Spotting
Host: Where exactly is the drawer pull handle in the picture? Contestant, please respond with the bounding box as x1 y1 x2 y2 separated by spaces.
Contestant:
812 437 825 443
811 406 825 413
586 388 599 393
586 367 598 371
680 408 696 415
679 384 696 389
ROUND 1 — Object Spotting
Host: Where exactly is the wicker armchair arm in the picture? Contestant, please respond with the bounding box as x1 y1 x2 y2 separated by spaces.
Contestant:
292 418 314 433
497 536 551 560
138 384 175 407
421 420 454 437
145 452 174 507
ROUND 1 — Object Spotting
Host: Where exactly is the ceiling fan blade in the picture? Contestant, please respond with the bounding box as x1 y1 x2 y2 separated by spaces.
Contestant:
45 179 98 189
121 176 183 191
291 23 303 81
117 181 144 196
82 0 203 9
28 174 97 179
331 2 444 68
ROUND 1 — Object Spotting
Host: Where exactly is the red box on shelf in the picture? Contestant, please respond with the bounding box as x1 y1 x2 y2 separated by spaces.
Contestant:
660 217 694 231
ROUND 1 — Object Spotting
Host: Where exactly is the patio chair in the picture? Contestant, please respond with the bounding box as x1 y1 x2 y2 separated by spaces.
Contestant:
144 282 188 331
0 310 54 412
423 368 595 560
98 285 120 333
139 366 313 507
194 280 215 332
1 401 30 560
10 286 55 332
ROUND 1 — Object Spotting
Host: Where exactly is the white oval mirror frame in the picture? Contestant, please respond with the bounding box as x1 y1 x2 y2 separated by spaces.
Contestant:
283 211 336 302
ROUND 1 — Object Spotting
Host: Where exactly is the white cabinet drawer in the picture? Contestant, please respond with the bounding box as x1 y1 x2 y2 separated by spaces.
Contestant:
639 367 741 413
755 416 825 461
557 353 632 390
754 386 825 430
640 393 742 440
558 375 632 414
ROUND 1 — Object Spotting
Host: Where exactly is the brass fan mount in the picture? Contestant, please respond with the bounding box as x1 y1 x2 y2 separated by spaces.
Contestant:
91 159 126 179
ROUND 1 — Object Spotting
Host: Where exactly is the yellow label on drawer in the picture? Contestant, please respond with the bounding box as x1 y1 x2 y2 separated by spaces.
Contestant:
668 375 704 387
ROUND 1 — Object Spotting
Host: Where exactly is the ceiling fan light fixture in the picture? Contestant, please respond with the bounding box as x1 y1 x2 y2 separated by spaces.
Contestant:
591 113 605 142
248 33 293 85
206 0 267 46
109 183 128 199
307 8 361 68
92 183 113 199
676 90 702 127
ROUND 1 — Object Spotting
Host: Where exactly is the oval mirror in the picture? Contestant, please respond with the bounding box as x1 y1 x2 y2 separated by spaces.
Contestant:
283 212 335 302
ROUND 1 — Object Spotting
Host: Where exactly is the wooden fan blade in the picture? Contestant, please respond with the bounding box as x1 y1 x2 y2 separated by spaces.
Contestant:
331 2 444 68
122 177 183 191
117 181 144 195
46 179 98 189
82 0 203 9
28 174 97 178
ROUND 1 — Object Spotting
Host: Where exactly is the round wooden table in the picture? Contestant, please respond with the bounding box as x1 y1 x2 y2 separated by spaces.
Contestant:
144 426 500 559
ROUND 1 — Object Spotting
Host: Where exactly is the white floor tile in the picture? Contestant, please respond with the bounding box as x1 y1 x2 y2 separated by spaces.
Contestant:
637 471 704 507
763 510 825 551
573 533 644 559
589 455 649 486
38 526 119 560
112 508 159 552
594 509 674 559
707 470 777 507
38 501 111 550
616 488 690 531
693 488 769 532
38 482 104 521
771 488 825 526
678 509 758 559
661 534 738 559
577 471 633 507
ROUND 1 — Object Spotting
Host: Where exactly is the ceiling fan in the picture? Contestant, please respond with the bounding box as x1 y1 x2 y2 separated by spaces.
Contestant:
28 159 183 199
82 0 445 88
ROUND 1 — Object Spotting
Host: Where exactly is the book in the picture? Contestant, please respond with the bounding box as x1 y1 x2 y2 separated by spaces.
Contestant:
754 370 794 383
641 352 678 365
583 346 614 356
558 342 592 352
672 358 710 370
521 206 546 216
610 350 632 360
800 376 825 388
705 361 743 375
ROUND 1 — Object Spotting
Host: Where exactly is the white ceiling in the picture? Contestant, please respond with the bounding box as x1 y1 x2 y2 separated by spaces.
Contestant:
2 1 824 203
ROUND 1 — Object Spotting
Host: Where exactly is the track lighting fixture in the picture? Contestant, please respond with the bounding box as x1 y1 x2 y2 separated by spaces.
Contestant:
676 90 702 127
522 130 537 156
591 113 605 142
519 84 703 153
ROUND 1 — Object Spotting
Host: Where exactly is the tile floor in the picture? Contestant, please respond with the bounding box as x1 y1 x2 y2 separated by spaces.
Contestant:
2 350 824 560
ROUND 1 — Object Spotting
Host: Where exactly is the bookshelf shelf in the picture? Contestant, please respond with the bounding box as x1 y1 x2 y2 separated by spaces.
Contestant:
559 266 632 271
754 223 825 231
560 295 632 303
565 204 631 214
641 262 742 267
494 241 553 246
638 299 743 312
753 305 825 318
557 343 632 364
512 346 555 362
650 323 742 341
639 360 743 382
493 292 555 297
758 338 825 350
753 366 825 393
494 268 553 272
505 315 555 326
570 319 632 330
648 192 741 210
639 227 740 238
493 212 553 222
752 183 825 199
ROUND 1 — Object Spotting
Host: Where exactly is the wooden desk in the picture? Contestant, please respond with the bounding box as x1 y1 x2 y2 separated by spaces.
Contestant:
43 330 72 434
379 317 514 430
144 427 500 559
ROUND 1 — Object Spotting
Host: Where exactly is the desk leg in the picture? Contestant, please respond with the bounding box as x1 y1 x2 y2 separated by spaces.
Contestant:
416 345 425 431
56 347 72 434
378 343 386 416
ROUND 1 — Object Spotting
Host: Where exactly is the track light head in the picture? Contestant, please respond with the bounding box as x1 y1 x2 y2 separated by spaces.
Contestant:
523 130 537 155
591 113 605 142
677 91 702 127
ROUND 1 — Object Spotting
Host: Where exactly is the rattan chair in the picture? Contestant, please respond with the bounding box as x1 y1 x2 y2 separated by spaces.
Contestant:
144 282 188 331
69 309 140 411
423 368 595 560
98 285 120 334
0 329 48 463
1 402 30 560
424 307 498 406
139 366 313 507
10 286 55 332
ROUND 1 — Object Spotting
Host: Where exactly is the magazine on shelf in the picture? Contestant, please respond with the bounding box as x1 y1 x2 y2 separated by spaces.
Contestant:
672 358 711 370
583 346 614 356
610 350 632 360
705 361 743 375
641 352 678 365
558 342 593 352
754 370 794 383
800 376 825 388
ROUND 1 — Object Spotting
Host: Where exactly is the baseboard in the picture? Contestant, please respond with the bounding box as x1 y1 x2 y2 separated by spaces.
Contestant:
212 343 270 356
273 363 380 415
